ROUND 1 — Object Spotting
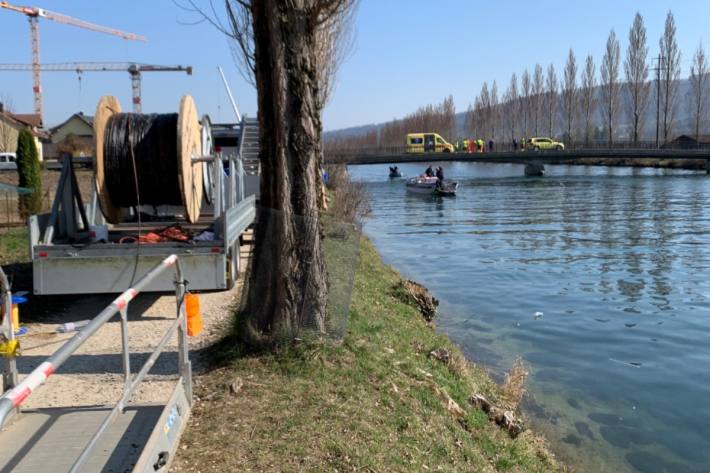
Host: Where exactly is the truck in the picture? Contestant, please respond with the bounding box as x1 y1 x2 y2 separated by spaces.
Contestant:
29 115 259 295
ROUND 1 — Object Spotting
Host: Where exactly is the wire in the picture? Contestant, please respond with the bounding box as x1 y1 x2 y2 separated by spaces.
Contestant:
103 113 183 207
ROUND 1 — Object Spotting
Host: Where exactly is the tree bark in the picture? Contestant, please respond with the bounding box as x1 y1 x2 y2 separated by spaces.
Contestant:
243 0 328 342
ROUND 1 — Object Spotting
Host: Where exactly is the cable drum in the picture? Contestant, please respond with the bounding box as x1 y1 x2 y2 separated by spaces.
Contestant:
103 113 182 207
94 95 203 223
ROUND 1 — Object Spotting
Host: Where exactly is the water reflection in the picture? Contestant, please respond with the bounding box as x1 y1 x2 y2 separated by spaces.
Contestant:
350 162 710 473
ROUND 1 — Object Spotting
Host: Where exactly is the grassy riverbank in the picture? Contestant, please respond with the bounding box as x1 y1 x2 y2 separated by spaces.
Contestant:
173 237 566 472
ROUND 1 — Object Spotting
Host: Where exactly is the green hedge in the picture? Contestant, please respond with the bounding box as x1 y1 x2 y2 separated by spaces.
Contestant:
16 128 42 218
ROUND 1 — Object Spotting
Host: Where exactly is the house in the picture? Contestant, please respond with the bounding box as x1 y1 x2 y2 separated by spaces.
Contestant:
664 134 710 149
0 103 46 161
47 112 94 159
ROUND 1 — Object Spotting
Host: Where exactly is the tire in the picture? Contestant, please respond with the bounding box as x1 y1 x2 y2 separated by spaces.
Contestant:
443 149 451 153
555 145 563 151
534 146 540 151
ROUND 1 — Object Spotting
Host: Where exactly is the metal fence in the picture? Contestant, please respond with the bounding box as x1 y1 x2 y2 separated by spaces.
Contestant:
0 254 190 473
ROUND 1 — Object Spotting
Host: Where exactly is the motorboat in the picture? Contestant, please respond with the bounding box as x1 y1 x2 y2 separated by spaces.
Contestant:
389 168 403 178
405 176 458 196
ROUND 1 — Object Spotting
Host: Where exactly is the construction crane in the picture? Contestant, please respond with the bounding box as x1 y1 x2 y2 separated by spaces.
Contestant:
0 1 145 123
0 62 193 113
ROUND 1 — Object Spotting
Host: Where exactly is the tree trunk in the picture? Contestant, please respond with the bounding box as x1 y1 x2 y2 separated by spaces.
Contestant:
243 0 328 342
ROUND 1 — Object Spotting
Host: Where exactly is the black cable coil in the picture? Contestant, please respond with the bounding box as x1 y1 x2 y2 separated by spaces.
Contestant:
103 113 183 207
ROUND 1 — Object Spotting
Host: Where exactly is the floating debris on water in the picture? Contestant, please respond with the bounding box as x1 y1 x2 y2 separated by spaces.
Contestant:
609 358 642 368
533 311 543 320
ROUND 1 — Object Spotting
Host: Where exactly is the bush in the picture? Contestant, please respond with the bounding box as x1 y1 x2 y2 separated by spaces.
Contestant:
324 164 370 224
16 128 42 218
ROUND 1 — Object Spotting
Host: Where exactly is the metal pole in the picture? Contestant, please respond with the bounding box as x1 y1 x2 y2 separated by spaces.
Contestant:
217 66 241 122
0 254 180 429
119 308 131 397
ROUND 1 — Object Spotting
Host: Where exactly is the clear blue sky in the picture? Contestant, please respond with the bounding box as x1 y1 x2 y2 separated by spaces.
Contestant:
1 0 709 130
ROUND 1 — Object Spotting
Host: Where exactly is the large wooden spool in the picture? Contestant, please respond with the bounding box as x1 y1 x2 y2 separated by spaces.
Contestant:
93 95 203 223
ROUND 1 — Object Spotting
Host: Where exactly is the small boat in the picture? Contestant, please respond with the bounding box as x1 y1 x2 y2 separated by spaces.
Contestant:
389 170 403 178
405 177 458 196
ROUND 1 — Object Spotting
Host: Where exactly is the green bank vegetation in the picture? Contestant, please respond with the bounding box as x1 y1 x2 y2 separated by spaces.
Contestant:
173 237 566 472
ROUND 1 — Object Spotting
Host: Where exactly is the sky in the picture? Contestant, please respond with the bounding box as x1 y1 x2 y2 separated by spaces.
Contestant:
1 1 710 131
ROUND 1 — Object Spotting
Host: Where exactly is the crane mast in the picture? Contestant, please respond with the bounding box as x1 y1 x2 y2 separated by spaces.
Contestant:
0 1 145 123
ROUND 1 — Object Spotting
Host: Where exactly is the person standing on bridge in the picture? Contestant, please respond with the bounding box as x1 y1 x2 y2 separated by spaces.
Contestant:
513 138 518 151
489 140 494 152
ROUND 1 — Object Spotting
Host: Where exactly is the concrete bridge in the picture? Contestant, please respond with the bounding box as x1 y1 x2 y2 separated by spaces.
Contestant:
325 148 710 175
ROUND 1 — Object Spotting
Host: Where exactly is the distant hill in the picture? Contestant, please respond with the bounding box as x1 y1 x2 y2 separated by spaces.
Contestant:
325 78 708 143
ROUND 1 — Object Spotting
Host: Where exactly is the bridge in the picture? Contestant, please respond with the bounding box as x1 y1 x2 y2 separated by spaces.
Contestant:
324 148 710 175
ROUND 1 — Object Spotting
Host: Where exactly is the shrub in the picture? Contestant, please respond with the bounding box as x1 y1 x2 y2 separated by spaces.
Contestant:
324 164 370 224
16 128 42 218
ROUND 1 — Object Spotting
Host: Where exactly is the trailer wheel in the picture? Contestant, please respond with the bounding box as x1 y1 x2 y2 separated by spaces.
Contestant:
226 241 241 290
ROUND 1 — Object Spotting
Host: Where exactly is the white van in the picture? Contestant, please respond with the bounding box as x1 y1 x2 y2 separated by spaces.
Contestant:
0 153 17 171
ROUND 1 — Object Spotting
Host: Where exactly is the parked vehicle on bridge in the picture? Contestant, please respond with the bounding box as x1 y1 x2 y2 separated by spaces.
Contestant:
524 137 565 151
406 133 454 153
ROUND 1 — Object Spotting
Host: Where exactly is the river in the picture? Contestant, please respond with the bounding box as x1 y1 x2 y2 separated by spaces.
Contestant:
349 161 710 473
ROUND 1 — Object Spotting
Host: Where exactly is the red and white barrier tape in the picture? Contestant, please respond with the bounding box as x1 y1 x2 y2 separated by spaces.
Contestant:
6 361 55 407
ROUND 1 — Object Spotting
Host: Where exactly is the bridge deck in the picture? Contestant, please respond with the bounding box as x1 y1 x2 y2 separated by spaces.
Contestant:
327 149 710 166
0 405 162 473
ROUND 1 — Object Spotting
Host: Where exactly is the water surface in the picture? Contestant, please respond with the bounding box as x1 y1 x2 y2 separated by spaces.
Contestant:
350 162 710 473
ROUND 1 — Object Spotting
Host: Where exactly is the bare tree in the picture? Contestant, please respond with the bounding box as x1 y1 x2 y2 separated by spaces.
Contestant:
581 55 597 145
314 4 356 109
562 49 578 144
506 73 519 143
624 12 650 145
521 69 531 137
545 64 558 136
659 10 681 144
532 64 544 135
689 42 709 142
0 94 15 153
190 0 359 341
601 30 621 146
490 80 499 141
480 82 491 139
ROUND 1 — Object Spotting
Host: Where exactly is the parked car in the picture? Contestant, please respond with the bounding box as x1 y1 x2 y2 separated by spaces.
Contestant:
406 133 454 153
0 153 17 171
524 137 565 151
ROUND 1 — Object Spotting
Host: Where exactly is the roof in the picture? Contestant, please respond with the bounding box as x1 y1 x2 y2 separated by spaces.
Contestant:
0 111 47 139
672 134 710 144
8 113 42 129
49 112 94 133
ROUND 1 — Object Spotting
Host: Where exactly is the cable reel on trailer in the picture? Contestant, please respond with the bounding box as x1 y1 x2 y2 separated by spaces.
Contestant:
93 95 203 224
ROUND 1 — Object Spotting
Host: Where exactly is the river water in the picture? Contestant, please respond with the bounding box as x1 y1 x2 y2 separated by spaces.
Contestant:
349 162 710 473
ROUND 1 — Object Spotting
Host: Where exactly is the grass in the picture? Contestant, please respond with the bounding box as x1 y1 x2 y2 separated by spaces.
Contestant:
0 227 29 266
172 237 566 472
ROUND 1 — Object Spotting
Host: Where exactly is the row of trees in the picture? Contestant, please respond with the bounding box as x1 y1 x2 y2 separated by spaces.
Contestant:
471 11 708 147
327 95 456 149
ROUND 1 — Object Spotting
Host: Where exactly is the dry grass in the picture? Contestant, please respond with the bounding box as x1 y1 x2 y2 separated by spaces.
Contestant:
502 357 529 410
325 164 371 224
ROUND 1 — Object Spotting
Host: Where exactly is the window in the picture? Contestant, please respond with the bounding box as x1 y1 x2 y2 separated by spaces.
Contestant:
0 156 6 163
410 137 423 144
436 137 444 144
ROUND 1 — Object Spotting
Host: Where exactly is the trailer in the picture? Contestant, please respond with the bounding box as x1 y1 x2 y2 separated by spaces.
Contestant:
29 115 259 295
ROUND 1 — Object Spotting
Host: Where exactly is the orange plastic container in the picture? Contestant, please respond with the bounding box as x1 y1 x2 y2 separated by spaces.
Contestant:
185 293 203 337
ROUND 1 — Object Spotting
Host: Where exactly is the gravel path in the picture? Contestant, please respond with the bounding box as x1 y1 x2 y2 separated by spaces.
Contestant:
14 238 250 409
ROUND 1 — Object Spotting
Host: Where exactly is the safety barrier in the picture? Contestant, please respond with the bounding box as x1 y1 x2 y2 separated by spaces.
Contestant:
0 254 191 473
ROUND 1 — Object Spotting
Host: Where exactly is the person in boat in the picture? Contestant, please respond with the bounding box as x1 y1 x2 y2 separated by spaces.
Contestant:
424 165 434 177
435 166 445 188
